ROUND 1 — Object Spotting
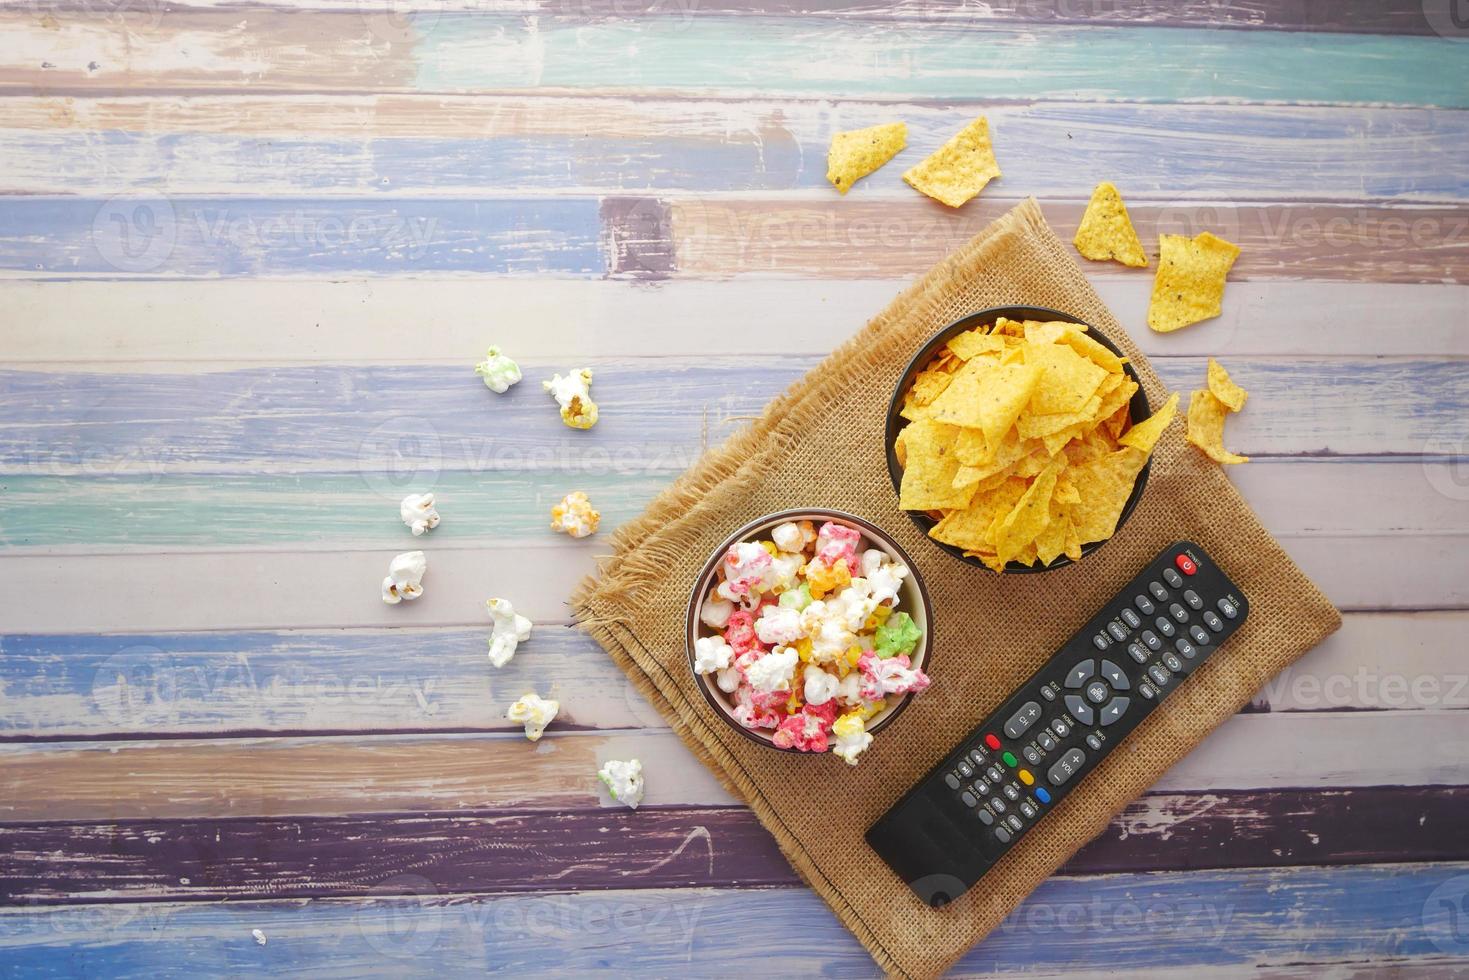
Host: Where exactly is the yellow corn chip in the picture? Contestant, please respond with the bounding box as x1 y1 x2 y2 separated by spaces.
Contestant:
1061 330 1125 374
1073 181 1148 268
1148 231 1241 333
1207 357 1249 412
930 478 1027 553
1034 502 1071 566
898 418 978 509
993 459 1062 565
826 122 907 195
946 330 1007 361
1068 448 1149 543
1186 389 1249 464
1118 391 1179 453
902 116 1001 209
1024 343 1107 415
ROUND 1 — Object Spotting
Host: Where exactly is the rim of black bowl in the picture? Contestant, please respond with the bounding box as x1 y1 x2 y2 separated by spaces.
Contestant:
884 305 1152 574
684 508 934 753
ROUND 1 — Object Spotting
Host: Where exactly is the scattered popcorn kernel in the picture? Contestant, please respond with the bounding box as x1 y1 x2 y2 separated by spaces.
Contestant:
550 491 601 538
252 929 268 947
507 693 559 741
542 369 598 429
474 346 523 393
486 597 534 668
381 551 426 604
399 492 440 536
598 758 645 809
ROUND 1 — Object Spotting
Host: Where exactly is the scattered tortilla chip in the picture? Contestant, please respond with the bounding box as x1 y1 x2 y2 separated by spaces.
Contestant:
826 122 907 195
1118 391 1179 453
1073 181 1148 268
1147 232 1241 333
902 116 1001 209
1207 357 1248 412
1186 389 1249 464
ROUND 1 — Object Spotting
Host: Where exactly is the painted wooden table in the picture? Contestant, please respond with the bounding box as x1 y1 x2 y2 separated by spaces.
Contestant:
2 2 1468 976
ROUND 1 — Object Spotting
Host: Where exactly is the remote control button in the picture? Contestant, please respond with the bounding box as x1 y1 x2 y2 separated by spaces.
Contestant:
990 797 1007 814
972 778 990 795
1164 651 1184 672
1064 695 1094 725
1003 783 1020 801
1001 751 1017 767
1085 680 1109 705
1099 696 1129 726
1086 733 1103 750
1107 621 1129 642
1023 745 1040 764
1149 581 1169 602
995 826 1011 844
1040 685 1056 701
1169 602 1189 623
1092 633 1110 651
1203 610 1224 632
968 748 988 766
1141 630 1162 651
1034 787 1052 804
1138 681 1156 699
945 773 961 790
1176 553 1197 576
1183 589 1203 610
960 790 977 808
1163 567 1183 588
987 766 1003 783
1120 609 1142 630
1155 616 1176 638
1018 768 1034 786
1020 801 1037 819
1127 642 1148 664
1172 639 1194 661
977 808 994 825
1065 660 1096 689
1037 732 1056 751
1135 594 1155 615
984 733 1001 751
1004 701 1043 739
1099 659 1130 689
1218 597 1239 620
1190 625 1210 646
1148 664 1171 686
1006 814 1023 832
1048 747 1087 786
957 760 974 778
1051 718 1071 738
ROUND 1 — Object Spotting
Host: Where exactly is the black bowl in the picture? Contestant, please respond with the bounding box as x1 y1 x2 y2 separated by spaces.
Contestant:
884 305 1152 573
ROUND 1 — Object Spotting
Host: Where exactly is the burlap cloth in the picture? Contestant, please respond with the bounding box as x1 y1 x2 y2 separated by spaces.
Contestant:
573 198 1341 979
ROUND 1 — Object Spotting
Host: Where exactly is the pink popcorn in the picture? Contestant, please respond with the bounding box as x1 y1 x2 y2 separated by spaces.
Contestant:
723 609 766 656
815 521 862 573
720 541 775 600
732 683 782 729
857 651 931 701
770 702 838 752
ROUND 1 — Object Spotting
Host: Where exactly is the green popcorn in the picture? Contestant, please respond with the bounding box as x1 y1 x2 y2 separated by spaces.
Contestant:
778 582 813 611
874 611 921 658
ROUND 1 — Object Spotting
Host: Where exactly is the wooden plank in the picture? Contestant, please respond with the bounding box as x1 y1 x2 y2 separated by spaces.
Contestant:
1 461 1463 553
0 197 605 277
2 865 1467 975
3 358 1463 474
664 198 1469 282
6 0 1446 36
9 14 1462 104
4 280 1467 364
3 612 1460 740
5 98 1465 201
2 712 1466 821
2 787 1464 905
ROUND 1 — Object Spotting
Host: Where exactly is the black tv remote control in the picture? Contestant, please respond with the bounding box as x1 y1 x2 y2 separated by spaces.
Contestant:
866 541 1248 907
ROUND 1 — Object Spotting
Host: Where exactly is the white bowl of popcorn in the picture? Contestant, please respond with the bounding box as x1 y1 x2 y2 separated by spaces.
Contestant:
685 509 933 765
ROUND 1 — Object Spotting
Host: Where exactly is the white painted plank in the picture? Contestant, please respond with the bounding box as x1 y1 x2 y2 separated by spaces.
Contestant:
5 279 1466 364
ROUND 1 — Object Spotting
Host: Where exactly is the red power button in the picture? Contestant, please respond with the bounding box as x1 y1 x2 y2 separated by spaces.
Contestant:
984 733 1001 751
1175 553 1198 576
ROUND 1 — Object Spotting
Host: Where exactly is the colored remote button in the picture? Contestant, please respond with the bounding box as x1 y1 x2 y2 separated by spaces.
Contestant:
1034 787 1052 804
1175 553 1197 575
1018 768 1034 786
1001 751 1017 767
984 733 1001 751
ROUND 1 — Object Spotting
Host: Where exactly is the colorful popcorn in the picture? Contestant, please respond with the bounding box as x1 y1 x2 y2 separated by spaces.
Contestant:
399 492 440 536
598 758 645 809
692 520 929 765
543 369 598 429
550 491 601 538
381 551 426 604
508 693 559 741
474 346 523 393
486 597 533 668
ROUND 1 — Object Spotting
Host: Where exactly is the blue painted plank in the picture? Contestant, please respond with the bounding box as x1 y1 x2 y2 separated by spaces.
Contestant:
0 358 1463 470
0 198 605 277
0 865 1466 976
